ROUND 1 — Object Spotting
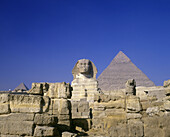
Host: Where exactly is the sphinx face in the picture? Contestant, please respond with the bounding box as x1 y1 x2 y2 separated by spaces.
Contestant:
77 59 91 74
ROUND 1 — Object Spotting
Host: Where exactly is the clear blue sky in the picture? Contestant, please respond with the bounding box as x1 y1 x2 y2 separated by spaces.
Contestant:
0 0 170 90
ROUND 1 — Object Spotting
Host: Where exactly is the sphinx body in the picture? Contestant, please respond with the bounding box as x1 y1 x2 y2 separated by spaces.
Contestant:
71 59 98 102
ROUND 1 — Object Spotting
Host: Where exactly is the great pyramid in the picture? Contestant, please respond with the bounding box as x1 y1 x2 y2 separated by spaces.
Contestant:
97 51 155 91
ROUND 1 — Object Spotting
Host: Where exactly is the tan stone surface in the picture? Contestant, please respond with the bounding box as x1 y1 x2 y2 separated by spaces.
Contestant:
46 82 71 99
10 94 42 113
0 94 10 114
28 83 43 95
34 126 59 137
0 113 34 121
71 59 99 102
126 95 142 113
0 121 34 136
34 114 58 126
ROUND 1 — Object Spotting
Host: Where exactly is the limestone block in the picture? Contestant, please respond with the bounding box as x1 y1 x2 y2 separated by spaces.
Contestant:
59 99 70 115
72 112 82 118
164 96 170 101
103 115 126 129
52 99 71 127
164 101 170 110
126 113 142 120
93 111 106 119
58 119 71 127
108 124 128 136
34 126 59 137
146 107 160 116
10 94 42 113
105 109 126 117
128 120 144 137
0 113 34 121
164 79 170 88
126 95 142 113
0 94 10 114
140 100 150 110
143 117 170 136
28 83 43 95
46 82 71 99
165 88 170 96
93 99 125 111
62 131 77 137
57 82 71 99
42 96 50 112
78 101 89 112
0 121 34 136
52 99 70 115
58 114 70 120
125 79 136 95
34 114 58 126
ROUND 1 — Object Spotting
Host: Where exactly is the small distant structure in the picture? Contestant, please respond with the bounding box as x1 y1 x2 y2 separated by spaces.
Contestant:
13 83 29 93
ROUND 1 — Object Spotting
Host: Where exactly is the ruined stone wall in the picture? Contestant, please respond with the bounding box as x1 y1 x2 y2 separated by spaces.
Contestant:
88 86 170 137
0 82 72 137
0 80 170 137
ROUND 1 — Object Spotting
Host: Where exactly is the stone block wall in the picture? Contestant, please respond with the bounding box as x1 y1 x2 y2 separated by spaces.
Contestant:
0 80 170 137
0 82 72 137
89 86 170 137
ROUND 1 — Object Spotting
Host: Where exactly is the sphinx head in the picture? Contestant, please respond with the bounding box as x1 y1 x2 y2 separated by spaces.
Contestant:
72 59 97 80
77 59 91 74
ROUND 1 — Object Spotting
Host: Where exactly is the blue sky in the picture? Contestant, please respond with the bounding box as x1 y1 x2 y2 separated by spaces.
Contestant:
0 0 170 90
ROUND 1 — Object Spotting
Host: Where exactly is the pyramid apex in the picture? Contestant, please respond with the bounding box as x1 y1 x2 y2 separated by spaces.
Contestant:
113 51 131 63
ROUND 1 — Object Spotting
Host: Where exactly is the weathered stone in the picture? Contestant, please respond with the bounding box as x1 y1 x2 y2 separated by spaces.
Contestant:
146 107 160 116
105 109 126 117
58 119 71 127
78 101 89 112
128 120 144 137
93 111 106 119
0 121 34 136
34 114 58 125
164 79 170 88
126 95 142 113
62 131 77 137
10 94 42 113
164 101 170 110
46 82 71 99
28 83 43 95
93 99 125 110
165 88 170 96
0 94 10 114
34 126 59 137
126 113 142 119
99 94 111 102
108 124 129 136
42 96 50 112
59 99 70 115
0 113 34 121
125 79 136 95
71 59 99 102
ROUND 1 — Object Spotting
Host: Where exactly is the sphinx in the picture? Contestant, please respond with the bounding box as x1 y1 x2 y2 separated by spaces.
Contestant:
71 59 99 102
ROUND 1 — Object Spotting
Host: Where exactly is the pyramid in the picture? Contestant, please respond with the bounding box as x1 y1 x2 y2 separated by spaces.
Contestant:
97 51 155 91
14 83 29 91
